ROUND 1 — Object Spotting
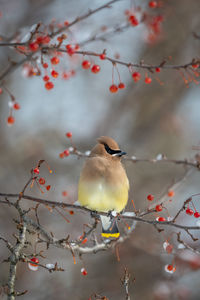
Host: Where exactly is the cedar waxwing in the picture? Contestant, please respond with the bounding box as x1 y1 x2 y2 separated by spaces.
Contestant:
78 136 129 238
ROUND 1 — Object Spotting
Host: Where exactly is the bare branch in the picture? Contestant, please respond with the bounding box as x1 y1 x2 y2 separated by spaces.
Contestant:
121 267 132 300
177 232 200 254
7 221 27 300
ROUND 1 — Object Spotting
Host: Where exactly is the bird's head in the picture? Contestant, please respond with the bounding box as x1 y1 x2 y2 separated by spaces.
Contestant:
90 136 126 160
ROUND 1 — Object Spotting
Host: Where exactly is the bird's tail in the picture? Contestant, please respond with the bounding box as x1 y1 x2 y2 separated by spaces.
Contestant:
100 215 120 238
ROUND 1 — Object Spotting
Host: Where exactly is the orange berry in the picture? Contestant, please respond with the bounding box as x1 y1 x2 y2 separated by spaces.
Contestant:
46 185 51 191
109 84 118 93
51 57 60 65
45 82 54 90
39 177 45 185
145 77 152 84
59 152 65 158
118 82 125 89
13 102 20 110
62 191 68 197
51 70 59 78
7 116 15 125
167 190 175 197
132 72 141 82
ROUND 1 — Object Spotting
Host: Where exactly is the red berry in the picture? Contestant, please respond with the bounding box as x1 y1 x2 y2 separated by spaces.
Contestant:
65 44 75 55
62 71 70 80
51 70 59 78
29 42 39 51
91 64 100 74
43 63 48 69
66 132 72 138
155 204 162 212
75 44 80 50
118 82 125 89
42 35 51 44
194 212 200 218
167 264 173 271
64 149 70 156
186 208 194 216
155 67 161 72
0 88 3 94
132 72 141 82
66 44 72 49
157 217 166 222
43 75 50 82
79 236 88 244
45 81 54 90
165 264 176 273
149 1 157 8
147 194 154 201
99 53 106 60
33 167 40 174
154 15 164 23
13 102 20 110
57 36 63 43
46 185 51 191
166 244 173 254
62 191 68 197
82 60 91 69
64 20 69 26
70 69 76 76
109 84 118 93
7 116 15 125
36 36 44 44
39 177 46 185
129 15 139 26
51 57 60 65
30 257 39 266
69 210 74 215
81 268 88 276
145 77 152 84
192 64 199 69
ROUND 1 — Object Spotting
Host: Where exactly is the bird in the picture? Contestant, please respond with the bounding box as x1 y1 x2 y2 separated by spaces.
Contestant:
78 136 129 238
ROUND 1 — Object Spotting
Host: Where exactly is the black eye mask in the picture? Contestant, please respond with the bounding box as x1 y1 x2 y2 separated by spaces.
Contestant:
104 143 126 156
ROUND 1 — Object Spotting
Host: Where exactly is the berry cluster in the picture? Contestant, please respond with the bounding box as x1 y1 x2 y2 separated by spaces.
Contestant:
146 190 175 222
82 60 101 74
32 161 52 193
185 204 200 218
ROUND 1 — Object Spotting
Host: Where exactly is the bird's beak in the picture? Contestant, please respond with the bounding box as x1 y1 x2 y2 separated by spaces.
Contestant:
112 151 127 157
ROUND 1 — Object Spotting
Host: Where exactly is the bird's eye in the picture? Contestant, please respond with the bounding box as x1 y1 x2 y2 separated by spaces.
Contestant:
104 143 121 155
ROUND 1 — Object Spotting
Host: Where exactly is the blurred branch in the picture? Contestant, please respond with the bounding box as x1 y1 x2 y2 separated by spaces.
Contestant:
50 0 122 38
79 22 130 46
121 267 132 300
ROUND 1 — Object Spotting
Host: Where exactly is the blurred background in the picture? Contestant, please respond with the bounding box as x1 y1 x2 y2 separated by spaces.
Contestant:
0 0 200 299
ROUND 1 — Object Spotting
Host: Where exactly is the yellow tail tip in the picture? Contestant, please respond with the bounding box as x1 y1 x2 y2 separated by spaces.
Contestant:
101 232 120 238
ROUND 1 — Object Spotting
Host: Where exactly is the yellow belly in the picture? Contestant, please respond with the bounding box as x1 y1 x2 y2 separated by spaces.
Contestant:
78 180 128 212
